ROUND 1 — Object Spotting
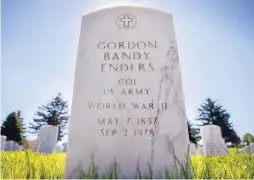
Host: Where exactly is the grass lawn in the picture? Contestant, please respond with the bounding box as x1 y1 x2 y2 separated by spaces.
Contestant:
1 150 254 179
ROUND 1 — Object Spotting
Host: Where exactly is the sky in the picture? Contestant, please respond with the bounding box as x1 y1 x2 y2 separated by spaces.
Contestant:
1 0 254 143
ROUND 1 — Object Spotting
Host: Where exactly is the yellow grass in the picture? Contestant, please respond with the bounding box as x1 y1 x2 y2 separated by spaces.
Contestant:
1 150 254 179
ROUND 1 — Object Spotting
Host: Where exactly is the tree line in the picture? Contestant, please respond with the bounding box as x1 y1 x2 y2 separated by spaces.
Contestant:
1 93 68 144
1 94 253 146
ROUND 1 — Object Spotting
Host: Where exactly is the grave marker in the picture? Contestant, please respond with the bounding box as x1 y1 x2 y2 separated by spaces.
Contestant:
65 6 189 178
13 142 21 151
54 145 62 153
34 125 58 153
197 145 204 155
250 143 254 153
189 143 196 156
1 136 7 151
243 146 250 153
62 142 67 152
5 141 15 151
200 125 228 156
238 149 243 154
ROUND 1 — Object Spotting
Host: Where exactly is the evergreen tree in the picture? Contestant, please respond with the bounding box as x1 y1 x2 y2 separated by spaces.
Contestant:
229 129 241 145
187 121 199 144
243 133 254 145
196 98 240 144
29 93 69 141
1 111 25 145
17 110 26 140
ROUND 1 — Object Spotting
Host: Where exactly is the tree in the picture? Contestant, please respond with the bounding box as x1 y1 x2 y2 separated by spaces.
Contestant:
29 93 69 141
196 98 240 144
17 110 27 140
187 121 199 144
229 129 241 145
243 133 254 145
1 111 25 145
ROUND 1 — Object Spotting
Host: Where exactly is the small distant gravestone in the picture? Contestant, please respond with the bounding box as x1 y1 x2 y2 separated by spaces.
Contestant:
250 143 254 153
5 141 15 151
65 5 190 179
197 145 204 155
33 125 58 153
200 125 228 156
226 142 232 146
13 142 21 151
1 136 6 151
189 143 196 156
62 142 67 152
54 145 62 153
243 146 250 153
238 149 243 154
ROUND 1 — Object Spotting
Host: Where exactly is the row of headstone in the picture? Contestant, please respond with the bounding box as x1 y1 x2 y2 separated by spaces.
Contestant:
1 125 58 153
200 125 228 156
2 127 67 154
1 126 64 153
1 136 22 151
239 143 254 153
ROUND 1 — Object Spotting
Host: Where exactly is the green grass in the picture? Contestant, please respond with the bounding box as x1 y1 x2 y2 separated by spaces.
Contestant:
1 150 254 179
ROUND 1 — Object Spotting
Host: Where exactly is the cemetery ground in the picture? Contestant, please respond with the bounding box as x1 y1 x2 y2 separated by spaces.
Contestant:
1 148 254 179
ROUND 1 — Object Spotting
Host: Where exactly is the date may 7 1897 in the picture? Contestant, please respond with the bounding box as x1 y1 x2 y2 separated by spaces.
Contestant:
98 117 158 126
98 117 159 137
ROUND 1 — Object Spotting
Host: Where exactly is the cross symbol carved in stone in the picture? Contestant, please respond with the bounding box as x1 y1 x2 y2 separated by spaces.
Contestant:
119 15 133 28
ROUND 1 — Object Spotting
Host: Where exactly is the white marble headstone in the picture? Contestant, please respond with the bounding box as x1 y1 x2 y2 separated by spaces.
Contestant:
65 6 189 179
200 125 228 156
34 125 58 153
1 136 7 151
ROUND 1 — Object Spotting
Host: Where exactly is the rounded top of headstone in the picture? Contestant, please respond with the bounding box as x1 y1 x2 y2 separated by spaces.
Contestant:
201 124 221 131
83 5 172 17
202 124 220 128
40 125 58 129
201 125 222 136
6 140 14 143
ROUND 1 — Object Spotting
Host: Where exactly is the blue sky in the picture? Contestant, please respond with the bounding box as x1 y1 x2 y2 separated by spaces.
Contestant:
1 0 254 142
